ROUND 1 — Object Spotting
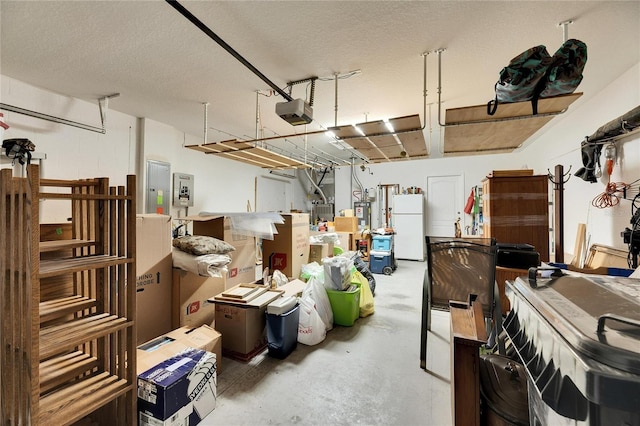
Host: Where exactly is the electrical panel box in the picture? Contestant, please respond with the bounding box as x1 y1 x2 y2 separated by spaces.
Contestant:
146 160 171 214
173 173 194 207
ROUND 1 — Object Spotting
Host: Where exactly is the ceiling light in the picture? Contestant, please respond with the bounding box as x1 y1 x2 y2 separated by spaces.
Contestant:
384 119 395 133
325 130 336 138
353 125 365 136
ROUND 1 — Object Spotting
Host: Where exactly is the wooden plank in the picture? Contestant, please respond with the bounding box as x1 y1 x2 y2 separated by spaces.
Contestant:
40 223 73 241
446 92 582 122
40 295 97 323
40 239 96 253
357 119 388 135
29 165 40 423
221 284 263 299
39 178 101 188
40 275 75 301
39 351 98 394
585 243 629 268
396 130 428 158
444 93 582 154
329 124 360 139
389 114 422 131
450 301 486 426
343 136 374 150
369 135 403 159
185 144 215 153
39 372 131 426
214 151 276 168
39 255 132 278
570 223 587 267
39 315 131 360
450 301 488 343
230 150 295 168
199 144 310 169
38 192 134 201
488 169 534 177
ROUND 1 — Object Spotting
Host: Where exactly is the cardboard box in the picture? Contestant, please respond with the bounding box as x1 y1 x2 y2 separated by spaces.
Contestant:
336 232 352 251
262 213 310 279
136 214 173 344
186 215 257 286
310 231 352 252
173 269 226 329
138 348 216 426
212 287 283 356
335 216 358 233
137 324 222 375
308 242 332 264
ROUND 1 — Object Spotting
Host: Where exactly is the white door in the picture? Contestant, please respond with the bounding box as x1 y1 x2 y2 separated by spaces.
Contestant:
425 174 464 237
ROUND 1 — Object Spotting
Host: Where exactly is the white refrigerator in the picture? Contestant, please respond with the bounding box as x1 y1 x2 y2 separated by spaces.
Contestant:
392 194 425 261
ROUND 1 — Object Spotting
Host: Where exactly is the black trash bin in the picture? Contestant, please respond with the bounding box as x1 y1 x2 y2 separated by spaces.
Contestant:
266 304 300 359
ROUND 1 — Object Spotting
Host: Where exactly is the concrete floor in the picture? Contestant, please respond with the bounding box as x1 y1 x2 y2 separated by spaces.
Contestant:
201 260 453 426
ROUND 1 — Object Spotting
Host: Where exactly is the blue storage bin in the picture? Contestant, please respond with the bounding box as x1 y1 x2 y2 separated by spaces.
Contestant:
372 235 393 251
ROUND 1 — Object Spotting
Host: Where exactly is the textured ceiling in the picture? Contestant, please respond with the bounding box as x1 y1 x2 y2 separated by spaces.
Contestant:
1 1 639 167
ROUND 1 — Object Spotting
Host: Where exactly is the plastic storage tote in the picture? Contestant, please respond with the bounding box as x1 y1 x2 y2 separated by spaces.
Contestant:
325 286 360 326
372 235 393 251
265 304 300 359
369 250 393 275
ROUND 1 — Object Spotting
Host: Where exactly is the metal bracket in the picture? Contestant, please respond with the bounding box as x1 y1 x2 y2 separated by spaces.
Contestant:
1 93 119 134
558 20 574 42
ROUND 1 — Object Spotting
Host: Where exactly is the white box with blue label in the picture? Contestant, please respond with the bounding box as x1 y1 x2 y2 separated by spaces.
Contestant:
138 348 217 426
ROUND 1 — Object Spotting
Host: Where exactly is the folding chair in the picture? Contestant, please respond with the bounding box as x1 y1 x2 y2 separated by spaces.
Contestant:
420 236 504 370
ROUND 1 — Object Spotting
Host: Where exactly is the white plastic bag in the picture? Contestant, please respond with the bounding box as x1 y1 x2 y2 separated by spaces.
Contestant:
297 293 326 345
306 276 333 330
322 256 354 290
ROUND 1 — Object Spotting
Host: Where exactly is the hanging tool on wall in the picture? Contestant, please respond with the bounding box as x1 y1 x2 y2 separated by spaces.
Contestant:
604 143 617 176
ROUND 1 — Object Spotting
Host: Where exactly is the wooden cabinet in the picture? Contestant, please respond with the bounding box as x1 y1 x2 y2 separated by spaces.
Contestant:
1 165 137 425
482 174 550 262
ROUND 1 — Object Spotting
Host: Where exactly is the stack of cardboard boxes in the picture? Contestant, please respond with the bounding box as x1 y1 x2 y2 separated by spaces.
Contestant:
137 212 371 424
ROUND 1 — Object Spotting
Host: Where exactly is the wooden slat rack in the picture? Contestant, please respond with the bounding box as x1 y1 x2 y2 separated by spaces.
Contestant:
331 114 429 162
444 93 582 154
1 164 137 425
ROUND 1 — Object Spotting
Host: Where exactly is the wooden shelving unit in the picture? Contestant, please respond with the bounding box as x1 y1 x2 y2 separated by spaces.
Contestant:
1 164 137 425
